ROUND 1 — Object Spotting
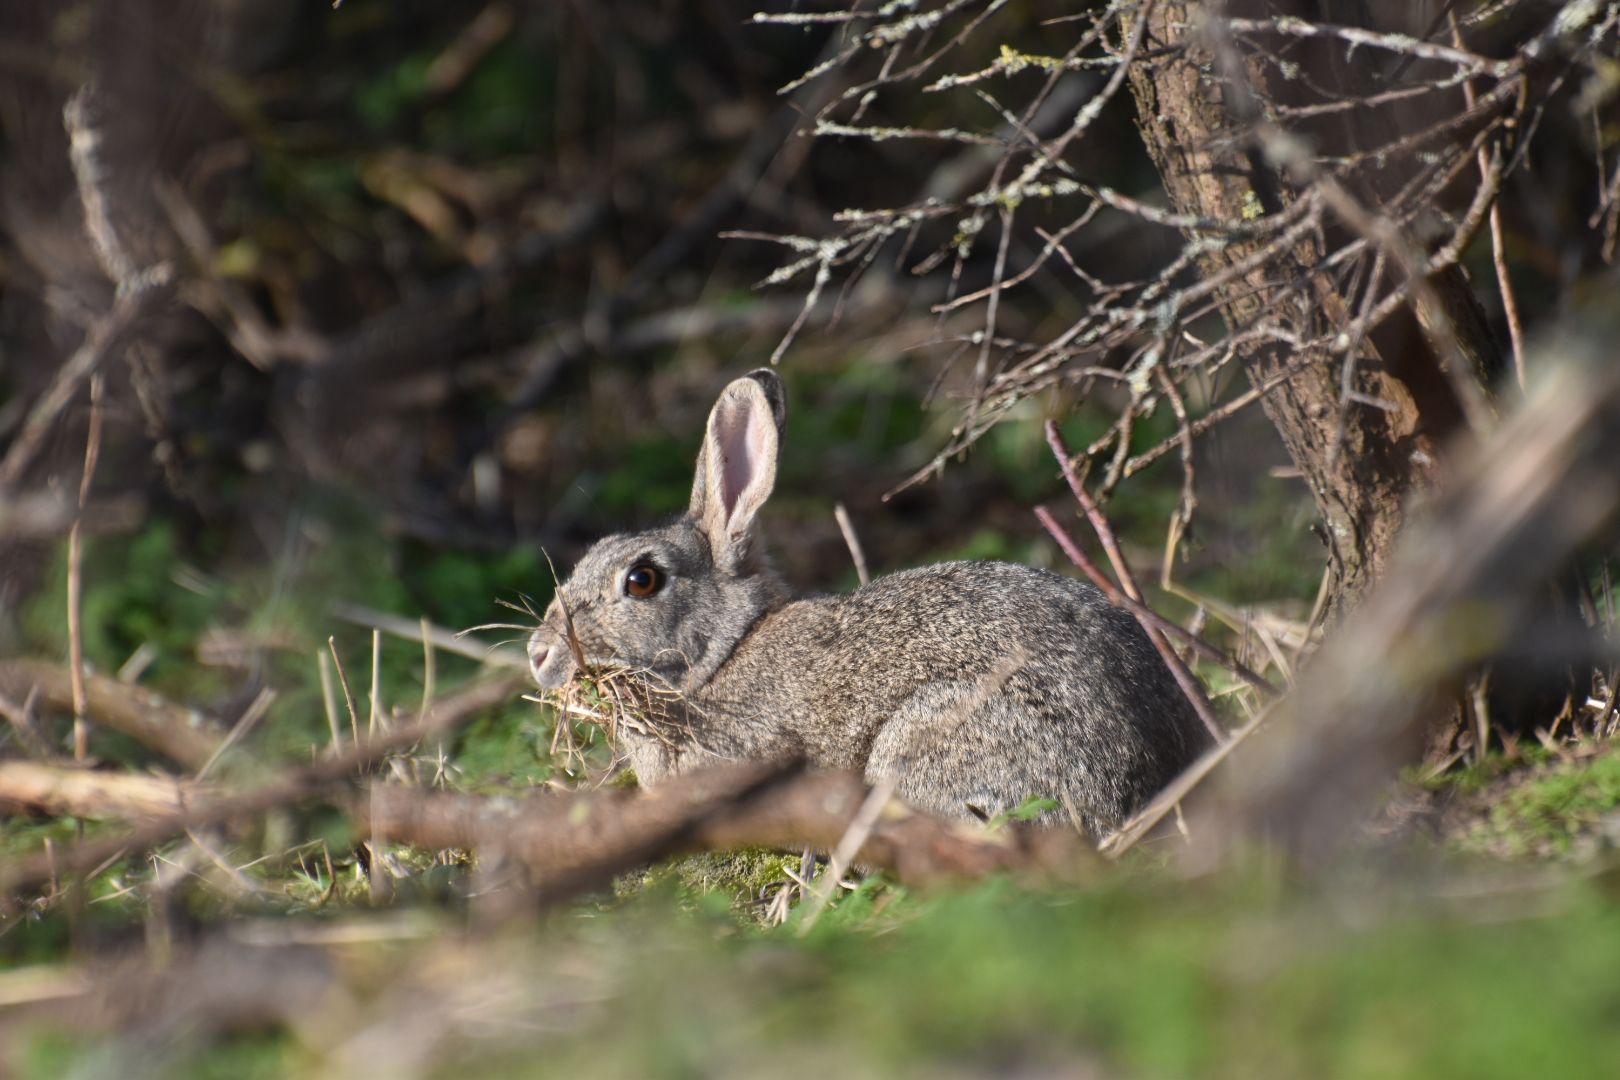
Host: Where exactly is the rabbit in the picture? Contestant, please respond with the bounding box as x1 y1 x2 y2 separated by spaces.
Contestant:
527 369 1212 836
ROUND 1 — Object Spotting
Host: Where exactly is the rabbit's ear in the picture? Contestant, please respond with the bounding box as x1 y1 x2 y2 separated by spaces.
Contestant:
690 369 786 560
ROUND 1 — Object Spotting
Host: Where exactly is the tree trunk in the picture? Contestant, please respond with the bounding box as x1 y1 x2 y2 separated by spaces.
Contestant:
1121 0 1503 622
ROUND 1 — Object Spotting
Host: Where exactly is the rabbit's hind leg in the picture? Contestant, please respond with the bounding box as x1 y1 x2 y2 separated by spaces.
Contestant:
865 684 1052 825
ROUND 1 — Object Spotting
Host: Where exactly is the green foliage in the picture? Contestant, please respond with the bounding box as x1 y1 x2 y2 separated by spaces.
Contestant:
16 1031 292 1080
593 434 698 519
435 42 552 155
1411 743 1555 795
184 1035 293 1080
986 794 1061 828
939 527 1038 564
356 52 434 132
781 364 930 481
22 522 222 687
396 541 549 633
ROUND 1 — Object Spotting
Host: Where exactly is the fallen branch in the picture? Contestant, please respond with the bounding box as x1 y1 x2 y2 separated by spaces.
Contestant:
0 673 524 899
0 659 223 772
360 761 1093 905
0 762 215 821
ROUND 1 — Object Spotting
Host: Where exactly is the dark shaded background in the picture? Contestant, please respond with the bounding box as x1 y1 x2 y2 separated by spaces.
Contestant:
2 0 1304 659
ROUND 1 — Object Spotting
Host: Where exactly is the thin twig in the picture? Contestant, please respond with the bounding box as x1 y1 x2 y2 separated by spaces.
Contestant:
1034 506 1278 698
64 85 135 284
1044 422 1226 740
832 502 871 587
1452 12 1526 389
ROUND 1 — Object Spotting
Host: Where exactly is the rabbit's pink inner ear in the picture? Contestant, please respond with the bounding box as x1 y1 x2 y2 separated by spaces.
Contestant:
704 383 778 549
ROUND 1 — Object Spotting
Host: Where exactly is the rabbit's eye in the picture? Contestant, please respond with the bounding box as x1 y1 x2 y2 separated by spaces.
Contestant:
624 563 663 598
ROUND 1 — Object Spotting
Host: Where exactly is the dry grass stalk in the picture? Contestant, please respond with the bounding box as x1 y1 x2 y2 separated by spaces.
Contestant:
334 604 528 669
1098 707 1271 860
833 501 871 587
796 774 897 935
196 687 277 780
327 636 361 749
67 374 105 762
369 628 383 736
317 648 342 752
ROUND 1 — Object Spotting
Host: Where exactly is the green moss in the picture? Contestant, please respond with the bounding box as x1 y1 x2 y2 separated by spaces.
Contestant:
1411 743 1555 796
451 700 564 788
356 51 434 132
635 848 802 917
1463 748 1620 856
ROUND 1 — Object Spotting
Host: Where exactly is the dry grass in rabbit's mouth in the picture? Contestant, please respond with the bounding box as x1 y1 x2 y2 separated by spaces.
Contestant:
533 663 694 777
468 595 690 774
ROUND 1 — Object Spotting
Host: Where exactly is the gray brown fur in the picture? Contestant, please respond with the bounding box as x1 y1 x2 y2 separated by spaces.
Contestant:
529 369 1211 836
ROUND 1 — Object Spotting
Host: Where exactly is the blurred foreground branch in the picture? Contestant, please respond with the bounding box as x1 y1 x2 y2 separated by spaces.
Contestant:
1211 294 1620 861
0 659 223 771
0 761 213 821
361 761 1092 907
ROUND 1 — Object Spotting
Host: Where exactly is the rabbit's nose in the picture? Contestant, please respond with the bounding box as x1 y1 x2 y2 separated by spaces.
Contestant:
527 635 552 676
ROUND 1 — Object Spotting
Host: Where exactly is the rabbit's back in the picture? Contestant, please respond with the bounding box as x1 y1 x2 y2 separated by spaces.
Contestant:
701 560 1210 833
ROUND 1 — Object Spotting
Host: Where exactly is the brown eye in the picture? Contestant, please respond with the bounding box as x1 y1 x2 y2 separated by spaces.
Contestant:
624 563 662 598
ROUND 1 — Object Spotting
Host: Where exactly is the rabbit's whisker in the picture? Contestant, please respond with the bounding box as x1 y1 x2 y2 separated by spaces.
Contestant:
459 621 539 636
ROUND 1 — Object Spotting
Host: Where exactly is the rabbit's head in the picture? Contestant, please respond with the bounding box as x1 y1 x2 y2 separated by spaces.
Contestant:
529 369 790 694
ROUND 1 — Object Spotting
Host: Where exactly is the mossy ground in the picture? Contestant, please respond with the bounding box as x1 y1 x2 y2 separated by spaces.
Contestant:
1441 742 1620 859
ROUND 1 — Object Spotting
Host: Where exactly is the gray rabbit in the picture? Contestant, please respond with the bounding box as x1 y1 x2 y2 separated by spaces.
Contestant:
528 369 1211 836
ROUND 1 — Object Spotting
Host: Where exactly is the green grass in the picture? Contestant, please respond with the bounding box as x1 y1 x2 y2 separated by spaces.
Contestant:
504 873 1620 1079
16 869 1620 1079
1459 746 1620 857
